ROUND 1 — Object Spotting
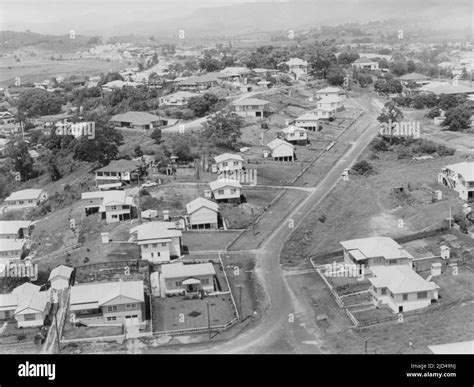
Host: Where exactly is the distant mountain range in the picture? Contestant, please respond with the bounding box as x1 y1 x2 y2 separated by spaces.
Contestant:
1 0 472 41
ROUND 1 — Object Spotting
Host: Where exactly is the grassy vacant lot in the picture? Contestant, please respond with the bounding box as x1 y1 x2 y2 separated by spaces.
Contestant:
281 148 471 268
182 231 241 252
0 57 127 87
62 323 123 340
153 294 236 332
229 188 308 250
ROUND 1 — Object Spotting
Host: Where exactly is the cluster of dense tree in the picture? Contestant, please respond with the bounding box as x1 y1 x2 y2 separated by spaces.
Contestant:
202 110 244 151
374 78 403 94
17 88 64 117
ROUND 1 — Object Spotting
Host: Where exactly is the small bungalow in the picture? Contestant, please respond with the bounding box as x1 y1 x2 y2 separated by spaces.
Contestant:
340 236 414 268
281 58 309 80
209 179 242 203
352 58 379 71
0 239 27 263
294 112 320 132
186 197 219 230
0 283 51 328
110 111 167 131
48 265 74 291
159 91 199 106
438 162 474 201
4 189 48 211
160 262 216 296
280 125 308 145
265 138 295 162
213 153 244 172
315 86 343 98
233 98 270 118
369 265 439 313
0 220 33 239
94 159 143 188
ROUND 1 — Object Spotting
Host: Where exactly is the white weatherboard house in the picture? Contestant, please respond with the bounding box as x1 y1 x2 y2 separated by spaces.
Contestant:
282 58 309 80
186 197 219 230
130 221 182 262
316 86 343 98
340 237 414 268
161 262 216 296
214 153 244 172
369 265 439 313
266 138 295 161
159 91 199 106
81 190 135 224
438 162 474 201
70 280 145 325
316 95 344 112
352 58 379 71
280 125 308 145
295 112 320 131
48 265 74 291
0 220 33 239
0 239 27 264
0 283 51 328
4 189 48 211
209 179 242 203
94 159 142 188
233 98 269 118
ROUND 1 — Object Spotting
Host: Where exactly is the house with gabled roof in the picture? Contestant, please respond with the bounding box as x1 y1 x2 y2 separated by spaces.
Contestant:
70 280 145 325
294 111 320 132
0 239 27 264
281 58 309 80
340 236 414 268
438 162 474 201
160 262 216 296
233 98 270 118
280 125 308 145
397 72 431 86
4 189 48 211
110 111 168 131
81 190 135 224
316 86 343 98
186 197 219 230
213 153 244 172
265 138 295 162
368 265 439 313
0 282 51 328
209 179 242 203
159 91 199 106
48 265 74 291
94 159 143 188
352 58 379 71
0 220 33 239
130 221 182 262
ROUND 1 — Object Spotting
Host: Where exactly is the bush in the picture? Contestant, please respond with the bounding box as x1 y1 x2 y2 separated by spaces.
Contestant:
370 137 389 152
351 160 374 175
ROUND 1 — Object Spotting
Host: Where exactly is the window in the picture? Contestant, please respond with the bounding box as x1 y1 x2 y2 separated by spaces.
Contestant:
111 205 117 210
126 304 136 309
112 215 118 219
107 305 118 312
161 243 166 247
143 244 148 248
152 243 157 248
28 200 33 203
403 294 408 301
150 253 154 258
4 311 11 318
233 161 238 166
175 281 182 287
202 279 209 285
230 189 236 194
223 162 228 167
24 313 36 321
381 288 386 295
157 252 160 257
19 200 24 204
107 316 117 321
299 132 304 137
417 291 427 299
218 190 224 195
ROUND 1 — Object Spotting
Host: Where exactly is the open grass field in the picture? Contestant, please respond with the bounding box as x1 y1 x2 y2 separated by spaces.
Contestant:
281 145 472 268
0 57 127 87
182 231 241 252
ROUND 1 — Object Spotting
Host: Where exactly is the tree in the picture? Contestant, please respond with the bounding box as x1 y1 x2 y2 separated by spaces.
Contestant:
199 56 221 72
309 48 337 78
134 145 144 157
351 160 374 175
187 93 219 117
17 89 63 117
202 110 243 150
6 141 35 181
46 154 61 181
390 60 408 76
438 94 460 110
378 102 404 144
442 105 472 131
169 136 193 161
326 66 345 86
337 51 359 65
150 128 162 144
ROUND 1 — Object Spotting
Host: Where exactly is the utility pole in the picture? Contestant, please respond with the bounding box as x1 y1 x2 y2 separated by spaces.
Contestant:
53 294 61 353
364 339 368 354
207 301 211 339
449 197 452 229
137 174 142 225
301 161 304 187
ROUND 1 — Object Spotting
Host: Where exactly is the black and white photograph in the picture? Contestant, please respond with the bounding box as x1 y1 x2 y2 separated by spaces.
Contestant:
0 0 473 384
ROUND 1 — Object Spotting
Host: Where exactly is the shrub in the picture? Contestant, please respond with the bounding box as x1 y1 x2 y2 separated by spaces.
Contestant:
351 160 374 175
